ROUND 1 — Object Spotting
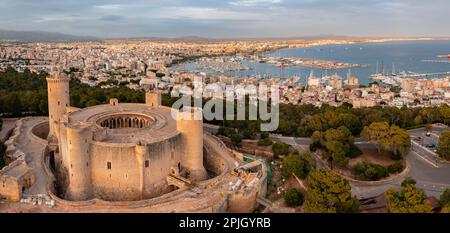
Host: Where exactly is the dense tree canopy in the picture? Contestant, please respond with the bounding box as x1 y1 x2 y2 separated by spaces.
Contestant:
311 126 361 167
304 169 360 213
385 184 432 213
361 122 411 159
217 101 449 138
0 68 144 116
0 68 48 116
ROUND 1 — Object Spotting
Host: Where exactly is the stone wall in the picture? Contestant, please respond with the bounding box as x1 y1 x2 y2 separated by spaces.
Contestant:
31 121 50 141
38 133 239 212
0 119 35 201
4 119 24 162
219 136 274 158
227 187 259 213
37 131 265 213
0 174 21 201
60 132 184 201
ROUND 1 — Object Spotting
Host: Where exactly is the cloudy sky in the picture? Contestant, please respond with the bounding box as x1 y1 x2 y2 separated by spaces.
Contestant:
0 0 449 38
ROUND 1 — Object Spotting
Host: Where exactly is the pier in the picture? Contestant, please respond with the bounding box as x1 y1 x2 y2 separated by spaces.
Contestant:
422 59 450 64
397 71 450 78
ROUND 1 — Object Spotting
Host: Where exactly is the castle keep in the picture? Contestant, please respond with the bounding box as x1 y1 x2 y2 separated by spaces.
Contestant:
47 70 206 201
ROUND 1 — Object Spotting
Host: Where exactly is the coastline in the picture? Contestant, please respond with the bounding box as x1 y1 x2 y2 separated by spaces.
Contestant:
171 38 450 85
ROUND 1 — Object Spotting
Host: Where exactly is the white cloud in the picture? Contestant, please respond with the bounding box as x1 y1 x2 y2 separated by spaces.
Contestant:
94 4 126 10
156 7 262 20
230 0 282 7
35 15 86 23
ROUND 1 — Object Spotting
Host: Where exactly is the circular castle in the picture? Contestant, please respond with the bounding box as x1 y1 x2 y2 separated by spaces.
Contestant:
47 71 210 202
0 69 266 213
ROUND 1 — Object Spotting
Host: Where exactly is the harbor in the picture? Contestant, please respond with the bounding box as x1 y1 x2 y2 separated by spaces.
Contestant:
172 40 450 85
253 56 366 70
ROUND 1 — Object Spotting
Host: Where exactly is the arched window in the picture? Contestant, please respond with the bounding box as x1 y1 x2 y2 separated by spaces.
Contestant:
99 115 153 129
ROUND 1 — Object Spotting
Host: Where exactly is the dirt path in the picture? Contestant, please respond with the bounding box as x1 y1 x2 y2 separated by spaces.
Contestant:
0 118 18 141
15 118 48 196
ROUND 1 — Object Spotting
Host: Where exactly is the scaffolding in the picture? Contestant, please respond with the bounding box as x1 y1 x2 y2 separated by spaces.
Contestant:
242 154 272 185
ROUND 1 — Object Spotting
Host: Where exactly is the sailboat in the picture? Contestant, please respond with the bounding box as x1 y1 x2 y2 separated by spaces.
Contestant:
391 63 397 76
369 60 389 81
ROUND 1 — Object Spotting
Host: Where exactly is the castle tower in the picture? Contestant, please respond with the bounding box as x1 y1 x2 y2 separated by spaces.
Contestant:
47 68 70 142
176 107 207 182
64 123 93 201
145 91 161 107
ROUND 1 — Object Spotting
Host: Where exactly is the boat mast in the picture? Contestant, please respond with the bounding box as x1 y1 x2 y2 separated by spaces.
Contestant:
375 61 379 74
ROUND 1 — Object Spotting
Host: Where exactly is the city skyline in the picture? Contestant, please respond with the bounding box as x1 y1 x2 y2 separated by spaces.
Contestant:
1 0 450 39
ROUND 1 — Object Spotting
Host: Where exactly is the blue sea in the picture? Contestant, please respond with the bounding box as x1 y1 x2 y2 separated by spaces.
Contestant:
177 40 450 85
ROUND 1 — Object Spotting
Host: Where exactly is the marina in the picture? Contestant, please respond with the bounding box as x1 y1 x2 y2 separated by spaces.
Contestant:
253 56 366 70
173 40 450 85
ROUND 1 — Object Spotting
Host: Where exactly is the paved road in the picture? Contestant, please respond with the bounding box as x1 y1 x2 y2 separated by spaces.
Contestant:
270 124 450 198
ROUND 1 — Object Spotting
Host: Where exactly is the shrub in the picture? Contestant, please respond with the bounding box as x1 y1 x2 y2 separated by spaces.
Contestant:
387 163 404 174
241 130 255 140
347 144 363 158
309 141 322 152
230 134 242 146
439 189 450 208
257 138 273 147
281 152 312 179
218 127 235 137
401 177 417 187
284 188 305 207
260 132 269 139
272 142 291 157
352 161 388 181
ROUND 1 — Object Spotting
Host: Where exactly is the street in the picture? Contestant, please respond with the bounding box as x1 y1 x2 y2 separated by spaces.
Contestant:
270 124 450 198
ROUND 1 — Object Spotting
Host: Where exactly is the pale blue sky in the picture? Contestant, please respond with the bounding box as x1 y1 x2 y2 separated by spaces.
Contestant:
0 0 449 38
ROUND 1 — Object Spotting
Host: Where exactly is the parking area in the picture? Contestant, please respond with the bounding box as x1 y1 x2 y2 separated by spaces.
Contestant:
409 125 449 167
410 130 439 151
